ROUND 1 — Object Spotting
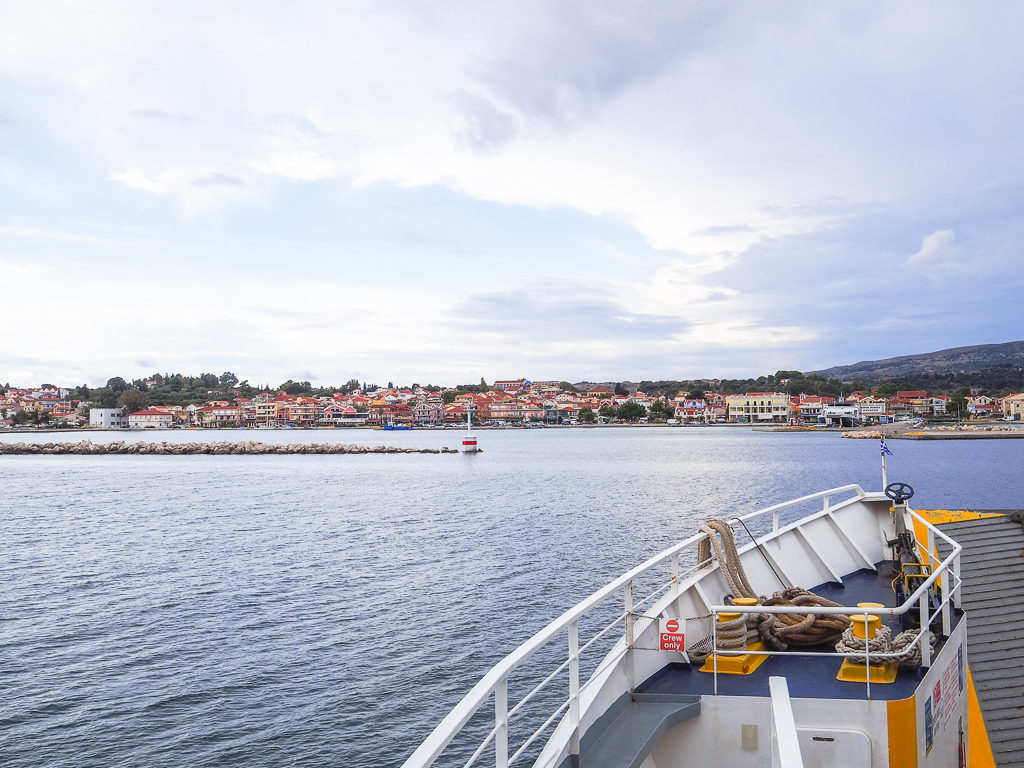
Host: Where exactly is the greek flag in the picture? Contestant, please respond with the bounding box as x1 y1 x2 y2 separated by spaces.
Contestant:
880 440 893 457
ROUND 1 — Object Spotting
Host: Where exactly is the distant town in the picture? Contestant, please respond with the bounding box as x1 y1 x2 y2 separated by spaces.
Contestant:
2 374 1023 430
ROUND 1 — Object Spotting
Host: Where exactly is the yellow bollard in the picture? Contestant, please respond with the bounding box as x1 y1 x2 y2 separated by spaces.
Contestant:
850 602 883 639
837 602 898 683
699 599 768 676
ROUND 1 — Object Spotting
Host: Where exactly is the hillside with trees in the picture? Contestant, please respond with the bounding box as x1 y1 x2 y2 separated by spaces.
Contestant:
811 340 1024 380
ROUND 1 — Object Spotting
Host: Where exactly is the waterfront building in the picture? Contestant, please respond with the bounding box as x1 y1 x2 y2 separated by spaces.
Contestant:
282 401 318 426
253 400 280 424
128 409 173 429
726 392 790 422
196 405 241 428
89 407 129 429
856 396 889 423
967 401 996 418
886 397 915 418
321 404 366 425
675 399 710 423
412 402 443 425
793 395 834 422
1002 393 1024 420
443 404 466 423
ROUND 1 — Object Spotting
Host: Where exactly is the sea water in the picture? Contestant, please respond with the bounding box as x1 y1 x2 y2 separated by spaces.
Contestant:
1 428 1020 767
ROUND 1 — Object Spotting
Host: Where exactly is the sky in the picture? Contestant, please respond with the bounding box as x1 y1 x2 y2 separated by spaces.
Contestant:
2 2 1023 388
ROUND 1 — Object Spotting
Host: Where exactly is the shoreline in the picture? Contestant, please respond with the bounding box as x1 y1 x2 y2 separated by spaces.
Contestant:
3 421 1020 439
0 422 755 435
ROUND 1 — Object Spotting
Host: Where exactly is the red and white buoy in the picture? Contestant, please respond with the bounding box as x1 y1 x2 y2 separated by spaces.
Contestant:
462 406 481 453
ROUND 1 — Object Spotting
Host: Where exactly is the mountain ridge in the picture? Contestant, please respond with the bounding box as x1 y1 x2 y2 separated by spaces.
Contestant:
811 340 1024 381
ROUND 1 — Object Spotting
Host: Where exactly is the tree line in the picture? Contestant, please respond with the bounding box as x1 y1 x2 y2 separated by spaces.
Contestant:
11 362 1023 416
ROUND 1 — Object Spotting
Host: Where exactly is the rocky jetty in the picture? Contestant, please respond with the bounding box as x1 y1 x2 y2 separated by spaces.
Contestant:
841 430 885 439
0 440 457 455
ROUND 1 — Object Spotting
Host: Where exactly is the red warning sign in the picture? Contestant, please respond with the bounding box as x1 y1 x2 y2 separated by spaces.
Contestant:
659 617 685 652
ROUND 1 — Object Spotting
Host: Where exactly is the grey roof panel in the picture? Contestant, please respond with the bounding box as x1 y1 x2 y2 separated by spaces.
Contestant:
937 513 1024 767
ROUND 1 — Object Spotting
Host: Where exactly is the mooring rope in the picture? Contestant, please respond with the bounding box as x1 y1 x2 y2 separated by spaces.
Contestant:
834 624 893 662
697 519 757 599
891 629 935 670
833 625 934 669
694 517 937 670
757 587 852 650
696 518 852 653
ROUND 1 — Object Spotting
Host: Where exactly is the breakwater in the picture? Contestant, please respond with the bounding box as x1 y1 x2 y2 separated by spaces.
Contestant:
842 427 1024 440
0 440 459 455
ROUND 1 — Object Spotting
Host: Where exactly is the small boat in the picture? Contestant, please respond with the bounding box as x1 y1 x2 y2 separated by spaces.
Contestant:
383 419 412 431
403 444 1009 767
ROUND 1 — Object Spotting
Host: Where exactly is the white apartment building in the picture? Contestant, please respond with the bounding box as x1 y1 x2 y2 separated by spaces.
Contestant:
128 409 173 429
89 408 129 429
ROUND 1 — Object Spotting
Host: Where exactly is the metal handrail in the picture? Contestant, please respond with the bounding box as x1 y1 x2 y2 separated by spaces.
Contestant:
401 485 868 768
707 508 962 618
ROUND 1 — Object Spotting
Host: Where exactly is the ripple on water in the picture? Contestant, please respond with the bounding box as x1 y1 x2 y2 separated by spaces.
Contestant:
0 428 1020 766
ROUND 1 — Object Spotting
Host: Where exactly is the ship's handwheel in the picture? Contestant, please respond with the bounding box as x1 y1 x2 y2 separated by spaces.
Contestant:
884 482 915 503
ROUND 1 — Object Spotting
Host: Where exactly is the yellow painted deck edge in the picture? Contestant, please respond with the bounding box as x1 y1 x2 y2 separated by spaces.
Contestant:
914 509 1005 525
967 665 997 768
887 694 917 768
911 510 1004 588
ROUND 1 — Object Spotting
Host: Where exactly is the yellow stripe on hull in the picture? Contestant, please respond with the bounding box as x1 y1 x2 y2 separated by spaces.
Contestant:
967 665 996 768
887 694 918 768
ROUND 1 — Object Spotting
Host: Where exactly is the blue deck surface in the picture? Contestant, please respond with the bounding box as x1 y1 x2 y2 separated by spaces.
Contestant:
635 564 958 702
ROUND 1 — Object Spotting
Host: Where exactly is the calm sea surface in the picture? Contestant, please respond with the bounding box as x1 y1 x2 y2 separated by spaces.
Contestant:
1 427 1021 767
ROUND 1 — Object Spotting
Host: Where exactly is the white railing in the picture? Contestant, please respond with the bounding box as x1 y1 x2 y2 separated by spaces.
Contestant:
402 485 871 768
707 508 962 701
769 677 805 768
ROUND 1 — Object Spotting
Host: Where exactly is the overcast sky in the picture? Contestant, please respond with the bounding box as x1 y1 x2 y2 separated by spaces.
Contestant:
2 2 1022 388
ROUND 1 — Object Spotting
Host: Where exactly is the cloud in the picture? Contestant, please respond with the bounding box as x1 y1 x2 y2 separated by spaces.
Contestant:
906 229 960 269
128 109 189 122
3 2 1019 260
453 289 686 341
2 4 1024 384
190 171 244 187
451 92 516 152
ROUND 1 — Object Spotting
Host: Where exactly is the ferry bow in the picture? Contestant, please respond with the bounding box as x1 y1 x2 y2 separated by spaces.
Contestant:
402 478 1000 768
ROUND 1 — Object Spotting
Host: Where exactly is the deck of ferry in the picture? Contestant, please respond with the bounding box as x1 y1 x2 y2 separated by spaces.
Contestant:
633 562 958 703
575 558 958 768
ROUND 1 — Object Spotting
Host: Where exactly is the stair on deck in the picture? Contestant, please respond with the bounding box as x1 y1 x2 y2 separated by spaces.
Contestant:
580 693 701 768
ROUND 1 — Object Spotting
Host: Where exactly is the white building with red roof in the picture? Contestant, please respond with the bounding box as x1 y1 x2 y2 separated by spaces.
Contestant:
129 409 173 429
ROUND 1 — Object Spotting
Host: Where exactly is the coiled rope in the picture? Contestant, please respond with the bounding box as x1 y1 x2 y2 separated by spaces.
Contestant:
695 518 852 654
757 588 852 650
834 626 934 669
835 624 893 661
891 629 935 670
